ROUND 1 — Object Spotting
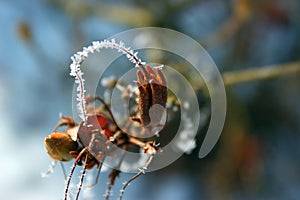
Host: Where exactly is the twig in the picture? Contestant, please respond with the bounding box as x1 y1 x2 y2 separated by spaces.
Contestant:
60 162 67 180
202 0 253 48
41 160 57 178
106 147 127 200
70 39 146 124
119 155 154 200
94 96 119 128
82 162 103 188
222 61 300 86
75 154 88 200
54 1 154 26
64 147 88 200
128 137 146 148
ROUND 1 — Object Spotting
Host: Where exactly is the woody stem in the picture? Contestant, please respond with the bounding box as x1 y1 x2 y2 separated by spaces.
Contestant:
64 147 88 200
128 137 146 148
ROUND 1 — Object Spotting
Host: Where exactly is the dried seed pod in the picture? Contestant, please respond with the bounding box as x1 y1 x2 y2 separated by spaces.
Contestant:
133 65 167 127
146 66 167 107
44 131 78 162
134 70 151 125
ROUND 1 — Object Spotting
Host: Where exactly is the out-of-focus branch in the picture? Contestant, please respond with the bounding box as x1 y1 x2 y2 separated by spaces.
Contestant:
222 61 300 86
51 0 154 26
202 0 253 48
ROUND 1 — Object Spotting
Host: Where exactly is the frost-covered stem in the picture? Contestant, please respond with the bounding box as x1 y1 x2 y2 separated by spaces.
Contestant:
106 40 145 68
105 184 113 200
75 154 88 200
119 155 154 200
70 39 146 123
128 137 146 148
106 147 127 200
64 147 88 200
41 160 57 178
76 71 87 123
82 162 103 188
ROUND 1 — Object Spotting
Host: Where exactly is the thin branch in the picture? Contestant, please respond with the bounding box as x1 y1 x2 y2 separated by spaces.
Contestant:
70 39 146 124
64 147 88 200
128 137 146 148
119 155 154 200
222 61 300 86
106 147 127 200
94 96 119 129
60 162 67 180
41 160 57 178
82 162 103 188
105 180 114 200
52 1 154 26
75 154 88 200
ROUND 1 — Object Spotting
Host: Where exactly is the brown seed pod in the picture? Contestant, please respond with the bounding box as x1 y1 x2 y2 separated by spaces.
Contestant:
44 131 78 162
133 65 167 127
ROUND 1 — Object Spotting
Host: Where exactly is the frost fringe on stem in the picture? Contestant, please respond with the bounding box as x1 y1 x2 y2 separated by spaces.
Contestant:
64 147 88 200
75 154 88 200
41 160 57 178
69 39 146 123
105 147 127 200
118 154 154 200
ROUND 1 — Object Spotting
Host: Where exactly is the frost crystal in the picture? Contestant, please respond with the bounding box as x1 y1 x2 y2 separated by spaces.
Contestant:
69 39 145 123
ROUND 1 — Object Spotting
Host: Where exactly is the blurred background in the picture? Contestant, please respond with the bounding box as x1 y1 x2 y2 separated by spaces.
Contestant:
1 0 300 199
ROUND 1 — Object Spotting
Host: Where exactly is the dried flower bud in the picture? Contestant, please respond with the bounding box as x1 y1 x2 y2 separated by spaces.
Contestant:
44 132 78 162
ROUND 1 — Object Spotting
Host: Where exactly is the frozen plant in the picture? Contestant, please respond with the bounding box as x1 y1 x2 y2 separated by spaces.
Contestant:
43 39 168 200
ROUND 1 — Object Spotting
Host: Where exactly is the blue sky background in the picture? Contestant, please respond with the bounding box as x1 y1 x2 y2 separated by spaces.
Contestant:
1 0 300 199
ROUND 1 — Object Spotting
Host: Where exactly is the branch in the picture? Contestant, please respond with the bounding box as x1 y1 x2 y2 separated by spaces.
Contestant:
222 61 300 86
51 1 154 26
119 155 154 200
